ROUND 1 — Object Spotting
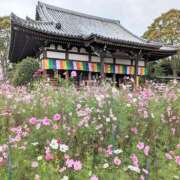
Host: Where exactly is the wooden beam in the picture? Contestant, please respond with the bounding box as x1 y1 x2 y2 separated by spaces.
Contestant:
100 52 105 79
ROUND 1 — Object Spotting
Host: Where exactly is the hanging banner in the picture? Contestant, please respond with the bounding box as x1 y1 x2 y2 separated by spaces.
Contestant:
41 59 147 75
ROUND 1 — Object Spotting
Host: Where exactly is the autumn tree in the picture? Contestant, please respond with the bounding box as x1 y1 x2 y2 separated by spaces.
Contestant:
143 9 180 77
0 16 10 80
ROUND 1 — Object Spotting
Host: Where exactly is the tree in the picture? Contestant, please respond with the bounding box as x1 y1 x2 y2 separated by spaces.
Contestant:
0 16 10 80
11 57 39 86
143 9 180 77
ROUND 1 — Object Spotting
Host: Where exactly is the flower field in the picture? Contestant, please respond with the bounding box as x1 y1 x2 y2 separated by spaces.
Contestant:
0 81 180 180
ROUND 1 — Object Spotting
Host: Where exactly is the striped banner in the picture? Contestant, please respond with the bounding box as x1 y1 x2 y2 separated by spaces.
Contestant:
41 59 147 75
104 64 114 74
115 65 126 74
88 63 101 72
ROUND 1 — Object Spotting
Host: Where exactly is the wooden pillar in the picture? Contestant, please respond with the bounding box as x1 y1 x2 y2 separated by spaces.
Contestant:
100 53 105 79
135 52 139 87
113 58 116 84
88 52 92 81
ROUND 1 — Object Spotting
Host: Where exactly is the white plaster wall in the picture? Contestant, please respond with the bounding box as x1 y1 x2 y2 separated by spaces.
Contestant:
47 51 66 59
116 59 131 65
91 56 100 62
69 53 89 61
132 60 145 66
104 58 113 64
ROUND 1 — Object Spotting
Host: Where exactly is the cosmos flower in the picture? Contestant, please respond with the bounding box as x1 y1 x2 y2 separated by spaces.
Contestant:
113 157 121 166
90 175 99 180
50 139 59 150
53 114 61 121
59 144 69 153
73 160 82 171
137 142 145 150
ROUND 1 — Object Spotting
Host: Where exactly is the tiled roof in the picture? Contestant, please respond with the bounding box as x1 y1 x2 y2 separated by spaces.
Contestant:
36 2 148 44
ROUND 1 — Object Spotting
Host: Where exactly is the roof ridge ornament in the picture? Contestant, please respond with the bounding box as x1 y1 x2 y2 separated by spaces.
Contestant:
55 22 61 30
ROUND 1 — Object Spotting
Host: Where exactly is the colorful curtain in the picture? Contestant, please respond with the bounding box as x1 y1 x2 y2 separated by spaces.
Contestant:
42 59 147 75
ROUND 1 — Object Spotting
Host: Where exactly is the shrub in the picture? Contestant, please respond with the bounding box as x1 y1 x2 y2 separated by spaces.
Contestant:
11 57 39 86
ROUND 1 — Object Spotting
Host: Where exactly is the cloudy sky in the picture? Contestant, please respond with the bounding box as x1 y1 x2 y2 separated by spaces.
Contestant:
0 0 179 36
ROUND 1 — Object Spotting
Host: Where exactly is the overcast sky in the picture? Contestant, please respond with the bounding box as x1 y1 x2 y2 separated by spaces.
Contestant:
0 0 179 36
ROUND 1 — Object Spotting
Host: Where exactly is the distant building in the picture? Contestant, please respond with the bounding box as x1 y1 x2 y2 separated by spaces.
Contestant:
8 2 177 84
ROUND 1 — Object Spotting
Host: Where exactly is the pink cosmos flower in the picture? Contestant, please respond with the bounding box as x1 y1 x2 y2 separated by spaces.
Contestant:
171 128 176 135
66 159 74 168
42 117 50 126
90 175 99 180
73 160 82 171
71 71 77 77
29 117 37 125
64 154 70 160
52 125 59 129
137 142 145 150
131 127 138 134
113 157 121 166
31 161 38 168
53 114 61 121
140 175 145 180
165 153 173 160
144 145 150 156
176 144 180 149
142 168 149 175
130 154 139 167
175 156 180 165
45 152 54 161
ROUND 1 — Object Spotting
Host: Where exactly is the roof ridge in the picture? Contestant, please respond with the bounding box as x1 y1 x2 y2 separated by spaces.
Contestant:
11 13 54 26
37 1 120 24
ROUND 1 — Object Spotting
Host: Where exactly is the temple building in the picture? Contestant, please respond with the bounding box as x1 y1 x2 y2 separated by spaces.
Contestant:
9 2 177 85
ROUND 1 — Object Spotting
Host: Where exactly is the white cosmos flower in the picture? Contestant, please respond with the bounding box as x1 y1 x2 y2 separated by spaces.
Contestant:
113 149 123 154
61 175 69 180
103 163 109 169
128 165 140 173
37 156 43 161
59 144 69 152
106 117 111 122
50 139 58 150
32 142 39 146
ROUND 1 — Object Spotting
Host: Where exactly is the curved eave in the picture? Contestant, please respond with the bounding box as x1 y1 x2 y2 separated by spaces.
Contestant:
9 16 177 62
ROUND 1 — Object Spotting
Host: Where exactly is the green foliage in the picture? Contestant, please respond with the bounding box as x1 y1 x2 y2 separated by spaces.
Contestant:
143 9 180 77
0 16 10 30
11 57 39 86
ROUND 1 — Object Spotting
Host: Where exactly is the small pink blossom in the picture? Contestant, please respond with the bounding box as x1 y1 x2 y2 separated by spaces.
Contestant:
71 71 77 77
73 160 82 171
130 154 139 167
176 144 180 149
45 152 54 161
140 175 145 180
171 128 176 135
137 142 144 150
52 125 59 129
53 114 61 121
142 168 149 175
175 156 180 165
113 157 121 166
131 127 138 134
66 159 74 168
144 145 150 156
165 153 173 160
90 175 99 180
29 117 37 125
31 161 38 168
42 117 50 126
64 154 70 160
